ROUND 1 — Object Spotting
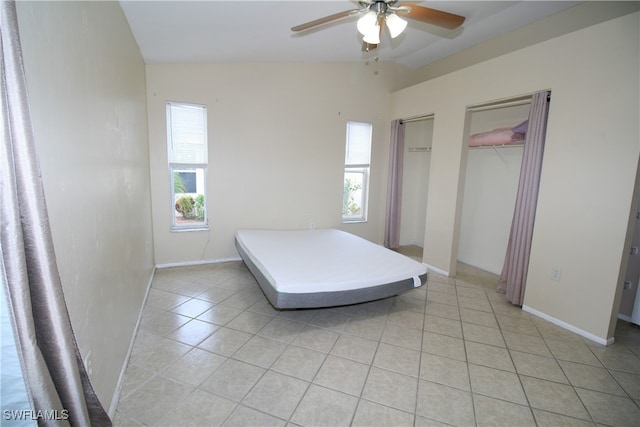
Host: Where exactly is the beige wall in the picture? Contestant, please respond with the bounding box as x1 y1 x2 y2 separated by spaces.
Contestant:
391 12 640 342
16 1 154 411
146 62 409 265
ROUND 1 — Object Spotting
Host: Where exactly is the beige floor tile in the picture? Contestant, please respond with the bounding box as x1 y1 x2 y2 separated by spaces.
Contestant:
468 364 527 405
427 291 459 307
155 389 237 426
162 347 226 387
145 288 190 310
422 331 467 361
387 309 425 330
544 337 603 366
331 334 378 364
270 345 327 381
118 363 155 400
420 352 470 391
171 297 215 318
313 355 369 396
423 314 463 339
222 405 286 427
531 409 596 427
465 341 514 372
290 384 358 426
520 376 590 420
232 335 287 368
352 399 414 427
460 308 498 328
502 331 551 356
166 318 219 346
458 297 493 313
291 325 339 353
416 380 475 426
473 394 536 427
589 345 640 374
361 367 418 413
197 326 253 356
511 350 568 384
462 322 505 347
220 289 264 310
225 310 273 334
117 375 194 423
575 387 640 427
196 304 243 325
308 310 351 332
195 287 236 304
140 310 191 337
496 314 541 336
257 317 305 343
128 337 192 372
199 359 265 402
381 323 423 350
609 369 640 399
242 371 309 420
373 342 421 377
424 300 461 321
343 316 386 340
559 360 626 395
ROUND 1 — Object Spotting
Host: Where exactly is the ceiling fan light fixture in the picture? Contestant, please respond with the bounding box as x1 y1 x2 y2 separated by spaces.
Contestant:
363 23 381 44
386 13 407 38
357 11 378 36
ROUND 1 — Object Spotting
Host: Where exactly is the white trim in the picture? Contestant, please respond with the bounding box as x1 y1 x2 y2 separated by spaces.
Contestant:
425 264 450 277
617 313 633 323
522 305 615 346
156 256 242 269
108 267 157 417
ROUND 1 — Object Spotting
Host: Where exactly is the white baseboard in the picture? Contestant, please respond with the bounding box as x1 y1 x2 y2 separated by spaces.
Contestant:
156 256 242 269
425 264 450 277
522 305 614 346
618 313 633 323
108 267 156 417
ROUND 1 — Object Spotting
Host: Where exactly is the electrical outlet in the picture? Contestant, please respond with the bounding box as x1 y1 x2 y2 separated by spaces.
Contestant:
551 268 561 282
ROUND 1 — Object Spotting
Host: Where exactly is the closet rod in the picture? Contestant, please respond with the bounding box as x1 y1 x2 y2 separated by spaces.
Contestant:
469 143 524 150
467 99 531 112
399 113 434 124
408 147 431 152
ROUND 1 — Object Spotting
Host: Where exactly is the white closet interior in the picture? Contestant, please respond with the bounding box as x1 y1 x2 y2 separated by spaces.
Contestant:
399 117 434 250
457 100 531 274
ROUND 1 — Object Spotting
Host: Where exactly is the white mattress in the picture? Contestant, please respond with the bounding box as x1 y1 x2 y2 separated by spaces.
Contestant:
235 229 427 294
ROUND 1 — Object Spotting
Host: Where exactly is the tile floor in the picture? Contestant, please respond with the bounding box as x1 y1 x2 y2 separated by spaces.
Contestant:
114 260 640 426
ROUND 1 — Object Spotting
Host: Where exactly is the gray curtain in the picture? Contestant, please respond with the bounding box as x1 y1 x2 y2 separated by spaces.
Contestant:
384 119 405 248
497 91 550 305
0 2 111 425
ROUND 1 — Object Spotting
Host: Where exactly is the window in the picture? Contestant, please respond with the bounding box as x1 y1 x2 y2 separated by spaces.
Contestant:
343 121 372 222
167 102 208 230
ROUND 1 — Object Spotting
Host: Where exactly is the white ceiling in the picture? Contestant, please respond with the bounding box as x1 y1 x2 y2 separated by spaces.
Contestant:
119 1 581 69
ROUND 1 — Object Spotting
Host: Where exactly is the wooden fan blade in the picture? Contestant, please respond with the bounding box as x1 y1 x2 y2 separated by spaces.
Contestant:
291 8 361 32
396 3 465 30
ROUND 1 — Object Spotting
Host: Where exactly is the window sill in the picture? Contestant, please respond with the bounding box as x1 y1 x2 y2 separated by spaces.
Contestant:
342 219 367 224
170 227 210 233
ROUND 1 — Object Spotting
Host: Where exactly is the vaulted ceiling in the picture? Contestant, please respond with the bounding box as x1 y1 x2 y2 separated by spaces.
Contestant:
119 1 582 69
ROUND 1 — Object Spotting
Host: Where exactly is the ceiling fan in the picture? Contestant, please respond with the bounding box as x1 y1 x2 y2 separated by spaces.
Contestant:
291 1 465 52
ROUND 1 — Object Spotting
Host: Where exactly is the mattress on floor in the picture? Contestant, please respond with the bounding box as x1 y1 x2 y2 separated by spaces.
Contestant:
235 228 428 309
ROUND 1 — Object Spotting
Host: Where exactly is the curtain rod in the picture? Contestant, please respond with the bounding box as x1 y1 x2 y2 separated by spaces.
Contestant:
467 92 550 113
399 113 434 124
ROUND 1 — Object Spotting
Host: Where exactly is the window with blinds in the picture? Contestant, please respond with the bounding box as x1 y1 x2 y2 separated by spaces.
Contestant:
167 102 208 231
343 121 372 223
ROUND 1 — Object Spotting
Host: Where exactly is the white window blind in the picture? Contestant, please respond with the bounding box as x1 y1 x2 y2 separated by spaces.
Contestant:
345 121 372 166
167 102 207 164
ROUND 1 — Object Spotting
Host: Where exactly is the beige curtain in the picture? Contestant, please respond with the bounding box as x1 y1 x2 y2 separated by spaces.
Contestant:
497 91 550 305
384 119 405 248
0 1 111 425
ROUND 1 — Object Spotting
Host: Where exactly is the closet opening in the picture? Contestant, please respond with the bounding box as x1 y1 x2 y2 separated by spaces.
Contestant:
457 97 531 275
394 114 434 262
